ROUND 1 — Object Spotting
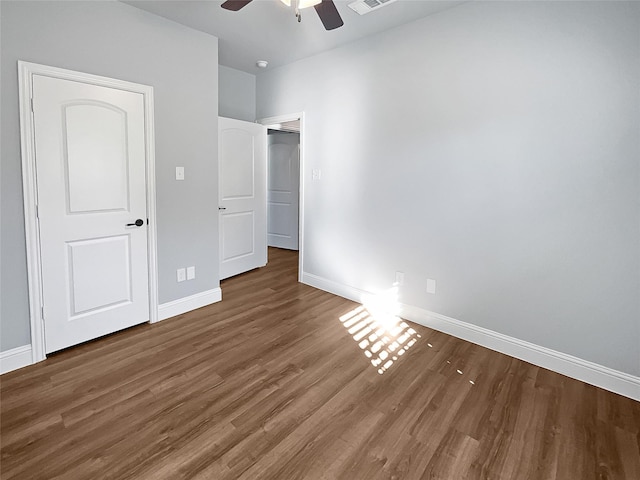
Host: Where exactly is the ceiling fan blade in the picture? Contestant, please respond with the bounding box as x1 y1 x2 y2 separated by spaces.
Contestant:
314 0 344 31
221 0 253 11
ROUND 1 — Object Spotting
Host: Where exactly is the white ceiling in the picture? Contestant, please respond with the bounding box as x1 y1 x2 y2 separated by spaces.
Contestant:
125 0 466 73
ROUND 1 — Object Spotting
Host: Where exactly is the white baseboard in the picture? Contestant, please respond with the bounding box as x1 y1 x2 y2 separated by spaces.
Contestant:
401 305 640 401
157 288 222 322
1 289 224 374
303 273 369 303
301 273 640 401
0 344 33 374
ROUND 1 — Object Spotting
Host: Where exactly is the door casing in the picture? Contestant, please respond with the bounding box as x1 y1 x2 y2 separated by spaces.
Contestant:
18 61 159 364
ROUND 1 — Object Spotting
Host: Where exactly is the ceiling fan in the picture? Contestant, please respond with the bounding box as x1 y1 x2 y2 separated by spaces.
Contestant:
221 0 344 30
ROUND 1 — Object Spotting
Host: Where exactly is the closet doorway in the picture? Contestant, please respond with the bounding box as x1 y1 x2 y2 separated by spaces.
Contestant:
267 127 299 250
260 114 304 281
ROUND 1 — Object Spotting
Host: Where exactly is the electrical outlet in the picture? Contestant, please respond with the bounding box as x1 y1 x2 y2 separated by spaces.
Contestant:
177 268 186 282
426 278 436 294
187 266 195 280
312 169 322 181
176 167 185 180
395 271 404 286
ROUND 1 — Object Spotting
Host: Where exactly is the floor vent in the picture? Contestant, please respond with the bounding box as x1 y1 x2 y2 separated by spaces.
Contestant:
348 0 398 16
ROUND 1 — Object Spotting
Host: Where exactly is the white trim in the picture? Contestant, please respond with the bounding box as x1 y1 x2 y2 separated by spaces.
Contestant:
158 288 222 321
302 272 368 302
18 61 159 364
301 272 640 401
258 112 305 282
144 80 159 325
402 306 640 401
0 345 33 374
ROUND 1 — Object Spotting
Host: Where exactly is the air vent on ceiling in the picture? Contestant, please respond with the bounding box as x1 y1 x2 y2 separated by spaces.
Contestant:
348 0 398 16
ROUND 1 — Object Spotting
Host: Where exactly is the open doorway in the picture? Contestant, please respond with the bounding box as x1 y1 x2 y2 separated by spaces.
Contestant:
260 114 304 282
267 127 299 250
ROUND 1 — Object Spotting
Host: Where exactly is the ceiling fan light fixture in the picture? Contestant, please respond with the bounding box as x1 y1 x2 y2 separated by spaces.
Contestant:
298 0 322 8
280 0 321 9
222 0 343 31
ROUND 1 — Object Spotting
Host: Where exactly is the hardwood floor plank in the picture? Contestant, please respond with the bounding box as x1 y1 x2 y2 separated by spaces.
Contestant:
420 429 480 480
1 247 639 479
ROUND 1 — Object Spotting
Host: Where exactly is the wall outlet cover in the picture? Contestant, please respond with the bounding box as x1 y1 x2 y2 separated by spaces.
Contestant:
187 266 195 280
177 268 186 282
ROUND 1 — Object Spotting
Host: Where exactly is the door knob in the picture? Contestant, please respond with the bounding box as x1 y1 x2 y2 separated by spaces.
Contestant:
126 219 144 227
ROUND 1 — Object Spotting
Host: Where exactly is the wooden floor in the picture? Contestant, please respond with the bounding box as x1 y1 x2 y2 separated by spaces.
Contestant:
1 248 639 480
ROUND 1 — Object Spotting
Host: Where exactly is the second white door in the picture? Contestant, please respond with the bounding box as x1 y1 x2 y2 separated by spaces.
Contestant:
219 117 267 280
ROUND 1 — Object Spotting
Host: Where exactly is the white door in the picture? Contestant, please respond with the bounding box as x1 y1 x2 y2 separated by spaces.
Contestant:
33 75 149 353
267 132 300 250
219 117 267 280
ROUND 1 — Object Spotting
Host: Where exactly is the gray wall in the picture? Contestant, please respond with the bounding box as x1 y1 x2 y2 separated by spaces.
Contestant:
219 65 256 122
1 1 219 351
257 1 640 375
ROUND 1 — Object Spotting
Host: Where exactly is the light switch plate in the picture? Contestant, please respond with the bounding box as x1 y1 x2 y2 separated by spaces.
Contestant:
187 266 195 280
426 278 436 294
176 167 185 180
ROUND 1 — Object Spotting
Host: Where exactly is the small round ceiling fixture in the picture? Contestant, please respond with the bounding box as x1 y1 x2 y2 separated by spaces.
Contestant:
256 60 268 69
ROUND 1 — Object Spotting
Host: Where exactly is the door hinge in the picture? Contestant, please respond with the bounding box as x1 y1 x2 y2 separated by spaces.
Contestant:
41 305 45 321
30 97 34 112
36 204 39 219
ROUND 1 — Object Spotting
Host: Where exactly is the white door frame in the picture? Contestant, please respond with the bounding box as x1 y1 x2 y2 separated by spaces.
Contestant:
18 61 159 364
258 112 305 282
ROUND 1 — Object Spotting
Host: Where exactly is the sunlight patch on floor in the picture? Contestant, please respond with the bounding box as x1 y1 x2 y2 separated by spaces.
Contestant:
338 288 478 384
338 287 421 375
